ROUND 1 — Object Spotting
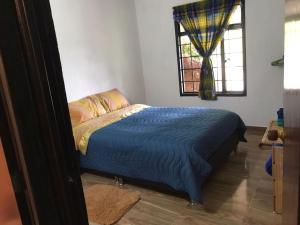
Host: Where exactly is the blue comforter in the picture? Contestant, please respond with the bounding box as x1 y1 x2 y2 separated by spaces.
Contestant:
80 107 246 202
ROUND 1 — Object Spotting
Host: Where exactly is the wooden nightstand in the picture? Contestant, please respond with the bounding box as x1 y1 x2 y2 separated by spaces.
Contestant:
262 122 284 214
272 144 283 214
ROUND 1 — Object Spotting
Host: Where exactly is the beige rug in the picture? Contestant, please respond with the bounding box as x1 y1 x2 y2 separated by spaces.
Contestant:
84 184 140 225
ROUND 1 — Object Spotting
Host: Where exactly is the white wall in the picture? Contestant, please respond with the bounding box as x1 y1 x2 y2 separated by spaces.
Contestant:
135 0 285 127
50 0 146 103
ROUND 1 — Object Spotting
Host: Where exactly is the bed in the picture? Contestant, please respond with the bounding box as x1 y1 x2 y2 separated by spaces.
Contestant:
71 91 246 204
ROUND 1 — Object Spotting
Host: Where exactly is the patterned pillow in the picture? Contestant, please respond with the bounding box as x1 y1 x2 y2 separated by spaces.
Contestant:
68 96 106 127
96 88 130 112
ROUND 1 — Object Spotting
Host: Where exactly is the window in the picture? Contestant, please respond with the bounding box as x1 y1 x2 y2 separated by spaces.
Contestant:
174 2 246 96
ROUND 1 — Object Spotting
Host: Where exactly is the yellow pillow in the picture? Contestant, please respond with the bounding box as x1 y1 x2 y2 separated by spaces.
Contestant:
96 88 130 112
68 96 106 127
88 94 108 115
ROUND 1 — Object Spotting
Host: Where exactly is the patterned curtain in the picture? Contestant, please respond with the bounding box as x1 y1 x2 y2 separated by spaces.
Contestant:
173 0 240 100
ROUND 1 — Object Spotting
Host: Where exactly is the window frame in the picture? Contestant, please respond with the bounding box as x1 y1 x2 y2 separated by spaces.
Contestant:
174 0 247 97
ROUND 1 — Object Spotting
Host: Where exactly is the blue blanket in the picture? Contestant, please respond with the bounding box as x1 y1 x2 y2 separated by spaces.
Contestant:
80 107 246 202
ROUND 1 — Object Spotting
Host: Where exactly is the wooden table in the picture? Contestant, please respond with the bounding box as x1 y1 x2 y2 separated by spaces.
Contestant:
260 121 284 214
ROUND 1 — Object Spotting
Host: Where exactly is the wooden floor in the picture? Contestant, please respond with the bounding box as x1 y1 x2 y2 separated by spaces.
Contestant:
81 128 282 225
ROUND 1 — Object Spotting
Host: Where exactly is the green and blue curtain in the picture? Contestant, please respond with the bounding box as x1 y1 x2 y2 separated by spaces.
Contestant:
173 0 240 100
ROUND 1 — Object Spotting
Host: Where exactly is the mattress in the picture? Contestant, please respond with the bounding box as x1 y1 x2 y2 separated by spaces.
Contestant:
78 105 246 202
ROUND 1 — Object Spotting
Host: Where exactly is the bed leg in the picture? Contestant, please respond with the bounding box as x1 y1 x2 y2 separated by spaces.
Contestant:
187 201 204 210
118 177 124 187
114 176 119 185
114 176 124 187
233 147 238 155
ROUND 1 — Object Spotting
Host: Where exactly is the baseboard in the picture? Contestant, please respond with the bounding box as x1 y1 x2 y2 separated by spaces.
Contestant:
246 126 266 132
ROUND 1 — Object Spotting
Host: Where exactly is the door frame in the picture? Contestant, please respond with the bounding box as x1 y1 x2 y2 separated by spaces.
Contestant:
0 0 89 224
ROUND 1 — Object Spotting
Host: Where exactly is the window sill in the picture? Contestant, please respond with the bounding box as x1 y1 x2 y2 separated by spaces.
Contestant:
180 92 247 97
